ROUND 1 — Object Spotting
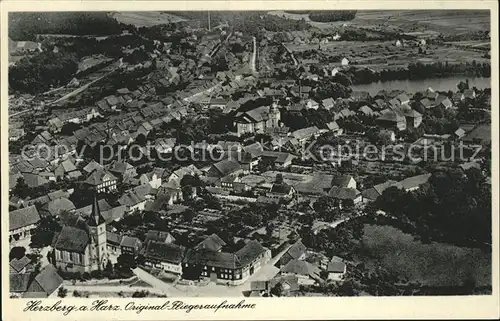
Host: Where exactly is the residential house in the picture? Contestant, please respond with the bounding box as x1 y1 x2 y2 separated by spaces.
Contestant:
144 230 176 245
279 240 307 267
332 174 357 189
454 128 466 139
10 264 63 298
268 183 295 202
139 168 166 189
327 256 347 281
341 58 349 66
168 164 202 185
326 121 343 136
261 151 296 169
108 161 137 180
394 173 431 192
40 197 76 217
54 159 82 180
106 232 123 254
118 184 154 212
155 138 177 154
291 126 320 144
83 160 104 174
419 98 434 110
280 259 321 285
361 180 398 202
233 103 281 137
290 86 312 99
400 107 423 128
452 92 465 103
306 99 319 110
321 97 335 110
52 196 108 273
144 241 185 275
328 187 362 208
395 93 410 105
9 206 40 243
84 169 117 193
208 159 242 177
195 234 226 252
10 256 35 274
183 240 271 285
463 89 476 100
120 236 142 257
376 108 407 131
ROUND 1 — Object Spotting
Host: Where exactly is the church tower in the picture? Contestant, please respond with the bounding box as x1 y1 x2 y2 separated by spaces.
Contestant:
87 194 108 270
269 101 281 128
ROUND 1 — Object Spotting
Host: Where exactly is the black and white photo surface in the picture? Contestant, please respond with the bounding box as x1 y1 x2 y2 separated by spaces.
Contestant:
5 7 495 303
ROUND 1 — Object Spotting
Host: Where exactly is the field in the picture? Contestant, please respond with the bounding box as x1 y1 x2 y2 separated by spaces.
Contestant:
269 10 490 35
358 224 491 287
110 12 186 27
285 40 488 71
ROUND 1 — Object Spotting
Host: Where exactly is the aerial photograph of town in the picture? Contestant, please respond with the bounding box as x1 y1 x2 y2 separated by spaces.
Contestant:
7 10 492 298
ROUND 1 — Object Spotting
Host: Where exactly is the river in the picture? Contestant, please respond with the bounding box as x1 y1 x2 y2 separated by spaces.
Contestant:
352 77 491 95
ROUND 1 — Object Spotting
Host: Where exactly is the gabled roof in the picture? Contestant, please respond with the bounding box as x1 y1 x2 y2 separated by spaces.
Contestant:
42 197 76 217
292 126 319 141
53 226 89 253
120 236 141 248
83 160 104 173
10 256 32 273
332 174 354 188
24 264 63 297
195 234 226 252
144 241 185 264
211 159 241 177
10 205 40 231
327 256 346 273
285 240 307 260
10 273 32 293
145 230 176 244
84 169 117 186
328 187 361 200
281 259 321 279
235 240 267 266
270 183 293 194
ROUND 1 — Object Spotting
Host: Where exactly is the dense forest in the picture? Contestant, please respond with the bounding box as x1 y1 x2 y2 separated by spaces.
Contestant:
308 11 357 22
9 12 123 40
374 168 491 248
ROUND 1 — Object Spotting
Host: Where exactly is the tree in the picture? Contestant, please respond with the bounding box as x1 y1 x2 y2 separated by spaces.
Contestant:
132 290 149 298
116 253 136 272
9 246 26 261
270 282 284 297
30 216 62 248
57 286 68 298
104 260 114 276
275 173 284 184
12 177 30 198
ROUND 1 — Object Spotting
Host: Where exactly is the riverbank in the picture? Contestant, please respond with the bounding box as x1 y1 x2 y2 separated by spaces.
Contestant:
351 76 490 95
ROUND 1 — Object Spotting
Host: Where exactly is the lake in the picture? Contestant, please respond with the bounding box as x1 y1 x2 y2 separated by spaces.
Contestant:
352 77 491 95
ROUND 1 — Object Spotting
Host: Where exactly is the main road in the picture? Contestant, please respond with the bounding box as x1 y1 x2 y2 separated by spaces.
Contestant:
250 36 257 73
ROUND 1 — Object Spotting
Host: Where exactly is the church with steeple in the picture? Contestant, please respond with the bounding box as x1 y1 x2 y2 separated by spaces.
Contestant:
52 195 108 273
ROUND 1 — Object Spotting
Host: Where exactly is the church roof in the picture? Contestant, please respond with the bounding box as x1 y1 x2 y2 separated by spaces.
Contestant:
87 195 106 227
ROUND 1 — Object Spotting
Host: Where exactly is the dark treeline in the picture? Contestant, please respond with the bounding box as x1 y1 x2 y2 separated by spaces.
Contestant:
347 61 491 85
9 12 123 41
308 11 357 22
